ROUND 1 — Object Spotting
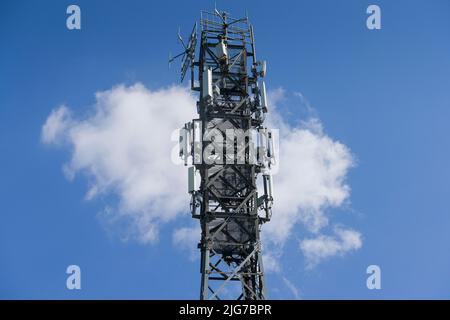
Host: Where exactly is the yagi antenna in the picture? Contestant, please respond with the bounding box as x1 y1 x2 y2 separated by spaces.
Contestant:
168 52 175 69
215 8 226 24
168 22 197 82
177 27 187 49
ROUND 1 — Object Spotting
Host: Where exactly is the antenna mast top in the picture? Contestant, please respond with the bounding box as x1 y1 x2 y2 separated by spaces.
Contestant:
173 8 274 301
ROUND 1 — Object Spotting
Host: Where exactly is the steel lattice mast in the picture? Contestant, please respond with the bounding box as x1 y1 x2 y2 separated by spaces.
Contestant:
172 9 275 300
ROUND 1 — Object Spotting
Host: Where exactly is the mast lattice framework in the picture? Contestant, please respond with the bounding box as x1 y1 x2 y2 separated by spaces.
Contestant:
173 9 275 300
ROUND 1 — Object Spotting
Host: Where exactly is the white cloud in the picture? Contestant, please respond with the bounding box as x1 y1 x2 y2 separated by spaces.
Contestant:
42 83 361 268
264 90 355 244
42 83 196 244
262 251 282 274
172 225 201 260
41 105 72 145
300 226 362 268
282 276 301 299
257 88 361 268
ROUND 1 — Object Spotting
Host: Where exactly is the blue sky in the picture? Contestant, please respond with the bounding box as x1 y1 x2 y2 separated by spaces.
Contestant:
1 0 450 299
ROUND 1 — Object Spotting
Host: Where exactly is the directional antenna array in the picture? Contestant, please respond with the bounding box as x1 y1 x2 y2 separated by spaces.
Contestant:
169 22 197 84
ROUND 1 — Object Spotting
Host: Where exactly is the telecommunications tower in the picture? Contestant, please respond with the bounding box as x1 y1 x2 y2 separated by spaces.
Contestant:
170 9 275 300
